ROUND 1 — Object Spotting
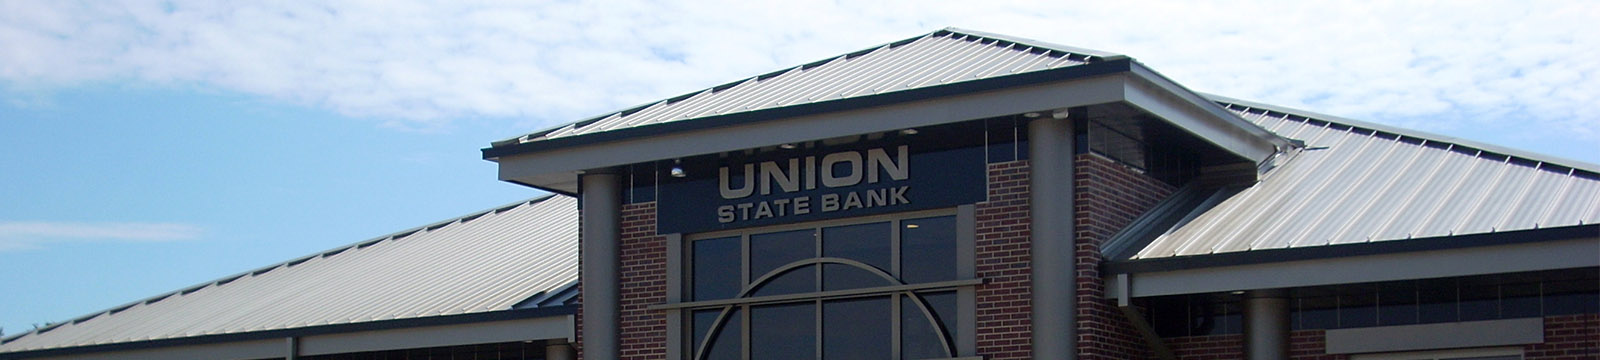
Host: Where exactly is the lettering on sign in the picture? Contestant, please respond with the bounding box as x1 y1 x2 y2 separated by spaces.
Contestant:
713 146 913 224
656 141 984 234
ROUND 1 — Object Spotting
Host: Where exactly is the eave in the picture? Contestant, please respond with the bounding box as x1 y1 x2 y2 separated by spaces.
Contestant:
485 58 1290 194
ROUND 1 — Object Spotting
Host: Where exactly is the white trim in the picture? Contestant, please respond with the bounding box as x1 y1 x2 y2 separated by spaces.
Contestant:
498 73 1284 193
1113 237 1599 298
297 316 571 356
1325 318 1543 355
22 339 282 360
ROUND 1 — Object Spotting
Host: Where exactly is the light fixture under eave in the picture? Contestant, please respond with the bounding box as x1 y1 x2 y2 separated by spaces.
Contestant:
779 143 798 149
1050 108 1070 119
905 223 920 229
1023 112 1042 118
899 128 919 135
669 159 686 178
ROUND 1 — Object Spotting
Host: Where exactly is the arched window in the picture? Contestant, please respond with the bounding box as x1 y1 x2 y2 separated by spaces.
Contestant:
673 211 976 360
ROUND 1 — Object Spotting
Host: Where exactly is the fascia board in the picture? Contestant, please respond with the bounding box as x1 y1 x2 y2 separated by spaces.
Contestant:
1124 63 1291 164
1108 236 1599 298
298 316 570 356
0 307 576 359
497 74 1130 191
7 339 283 360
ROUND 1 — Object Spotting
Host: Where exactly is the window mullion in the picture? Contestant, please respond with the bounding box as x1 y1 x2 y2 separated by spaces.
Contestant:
740 234 750 292
891 219 902 279
740 304 750 360
658 279 982 310
892 293 903 360
813 228 822 293
814 299 823 360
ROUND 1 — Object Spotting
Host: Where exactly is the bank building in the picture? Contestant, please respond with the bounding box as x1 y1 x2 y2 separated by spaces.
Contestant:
3 28 1596 360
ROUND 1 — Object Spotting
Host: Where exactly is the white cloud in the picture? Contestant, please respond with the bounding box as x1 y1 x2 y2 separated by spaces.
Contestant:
0 221 202 251
0 0 1596 157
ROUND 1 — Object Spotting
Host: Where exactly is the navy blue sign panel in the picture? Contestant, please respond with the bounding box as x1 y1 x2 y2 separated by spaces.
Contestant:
657 138 986 234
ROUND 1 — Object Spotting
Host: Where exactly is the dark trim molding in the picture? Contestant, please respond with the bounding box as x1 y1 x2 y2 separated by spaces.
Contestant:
1104 224 1600 274
481 59 1135 160
0 305 576 359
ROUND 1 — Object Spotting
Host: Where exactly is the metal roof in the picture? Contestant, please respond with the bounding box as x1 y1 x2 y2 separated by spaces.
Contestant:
1118 97 1600 261
0 195 578 354
492 28 1119 147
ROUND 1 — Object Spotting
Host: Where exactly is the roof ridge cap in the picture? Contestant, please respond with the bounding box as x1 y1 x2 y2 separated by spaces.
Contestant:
940 27 1125 59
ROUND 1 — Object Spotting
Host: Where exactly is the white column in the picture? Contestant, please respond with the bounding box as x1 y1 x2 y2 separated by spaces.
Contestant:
1244 289 1289 360
580 170 622 360
1028 114 1077 360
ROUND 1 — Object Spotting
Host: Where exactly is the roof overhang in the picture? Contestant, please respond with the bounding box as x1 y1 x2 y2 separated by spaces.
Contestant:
485 58 1291 194
0 306 575 359
1104 225 1600 298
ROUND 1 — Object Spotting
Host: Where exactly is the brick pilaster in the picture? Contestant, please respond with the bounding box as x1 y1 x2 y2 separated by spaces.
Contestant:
975 160 1034 359
1074 154 1178 359
617 202 667 360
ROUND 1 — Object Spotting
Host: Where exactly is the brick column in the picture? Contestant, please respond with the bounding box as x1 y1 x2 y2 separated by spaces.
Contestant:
617 202 666 360
975 160 1034 360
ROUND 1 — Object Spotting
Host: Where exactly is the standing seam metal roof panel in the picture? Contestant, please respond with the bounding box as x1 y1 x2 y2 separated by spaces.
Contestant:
501 28 1109 146
1126 98 1600 260
0 195 579 353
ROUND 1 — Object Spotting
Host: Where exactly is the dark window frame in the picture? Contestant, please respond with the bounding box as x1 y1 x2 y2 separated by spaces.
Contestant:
665 207 978 360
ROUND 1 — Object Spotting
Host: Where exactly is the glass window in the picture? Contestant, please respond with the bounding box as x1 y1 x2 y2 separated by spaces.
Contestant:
751 302 815 360
1500 283 1541 319
903 292 957 360
822 222 892 291
684 213 966 360
823 296 891 359
692 308 740 360
1273 270 1598 333
693 237 741 301
1378 282 1418 326
1339 289 1378 328
1295 296 1338 331
750 229 816 296
1544 278 1600 315
901 216 957 284
1458 283 1499 321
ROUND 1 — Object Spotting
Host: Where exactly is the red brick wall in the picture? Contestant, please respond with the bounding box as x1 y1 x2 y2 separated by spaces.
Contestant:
1166 334 1243 360
573 202 666 360
1165 331 1347 360
975 160 1035 359
1289 330 1344 360
1075 154 1178 359
618 202 667 360
1526 313 1600 360
973 155 1178 360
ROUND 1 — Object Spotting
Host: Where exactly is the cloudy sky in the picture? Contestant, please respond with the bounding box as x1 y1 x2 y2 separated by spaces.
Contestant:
2 0 1596 336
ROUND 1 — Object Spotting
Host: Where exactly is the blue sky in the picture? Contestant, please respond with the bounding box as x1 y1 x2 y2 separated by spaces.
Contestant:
2 1 1597 336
